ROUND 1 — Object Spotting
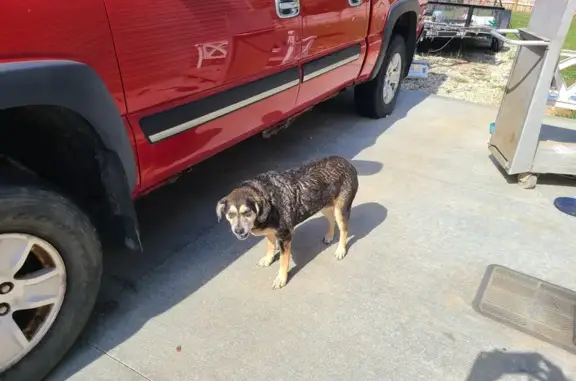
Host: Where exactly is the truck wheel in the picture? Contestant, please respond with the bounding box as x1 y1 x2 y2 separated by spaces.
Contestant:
0 183 102 381
354 34 407 118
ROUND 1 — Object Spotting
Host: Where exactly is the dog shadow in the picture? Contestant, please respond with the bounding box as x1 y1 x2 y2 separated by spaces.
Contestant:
350 159 383 176
287 202 388 280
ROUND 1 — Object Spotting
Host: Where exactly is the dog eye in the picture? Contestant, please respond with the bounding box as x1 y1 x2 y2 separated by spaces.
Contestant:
227 213 237 219
242 210 253 216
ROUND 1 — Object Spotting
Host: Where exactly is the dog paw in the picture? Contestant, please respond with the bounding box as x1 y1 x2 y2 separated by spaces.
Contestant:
322 235 334 245
333 246 347 260
258 255 274 267
272 274 287 289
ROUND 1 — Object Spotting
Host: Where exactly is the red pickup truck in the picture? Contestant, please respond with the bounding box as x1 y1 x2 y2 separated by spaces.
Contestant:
0 0 424 379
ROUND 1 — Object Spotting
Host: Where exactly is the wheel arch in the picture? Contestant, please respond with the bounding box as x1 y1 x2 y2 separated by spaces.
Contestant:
0 60 141 251
368 0 420 81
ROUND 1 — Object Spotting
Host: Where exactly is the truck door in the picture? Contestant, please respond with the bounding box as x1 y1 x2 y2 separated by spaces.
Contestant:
295 0 369 107
104 0 302 189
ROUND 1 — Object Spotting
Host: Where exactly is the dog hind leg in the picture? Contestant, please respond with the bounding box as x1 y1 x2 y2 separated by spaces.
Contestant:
333 185 356 260
333 205 349 260
321 207 335 244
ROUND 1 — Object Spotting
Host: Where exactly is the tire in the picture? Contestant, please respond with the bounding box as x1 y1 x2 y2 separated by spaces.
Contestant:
0 183 102 381
490 37 504 52
354 34 407 118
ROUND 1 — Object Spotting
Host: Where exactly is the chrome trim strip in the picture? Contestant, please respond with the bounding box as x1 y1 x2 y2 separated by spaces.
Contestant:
149 79 300 143
302 54 360 82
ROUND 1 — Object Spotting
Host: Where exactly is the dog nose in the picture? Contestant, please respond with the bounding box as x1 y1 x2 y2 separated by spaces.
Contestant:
234 227 245 235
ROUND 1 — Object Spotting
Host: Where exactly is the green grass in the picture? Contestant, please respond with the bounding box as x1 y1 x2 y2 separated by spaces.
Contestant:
509 12 576 50
509 12 576 86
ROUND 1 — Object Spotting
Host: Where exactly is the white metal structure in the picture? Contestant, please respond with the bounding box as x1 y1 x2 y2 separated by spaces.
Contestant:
488 0 576 189
548 49 576 111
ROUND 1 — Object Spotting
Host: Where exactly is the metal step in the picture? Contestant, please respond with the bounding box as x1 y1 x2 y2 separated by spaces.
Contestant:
474 264 576 354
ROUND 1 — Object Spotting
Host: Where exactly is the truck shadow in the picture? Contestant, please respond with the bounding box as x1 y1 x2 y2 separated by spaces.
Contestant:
46 89 430 380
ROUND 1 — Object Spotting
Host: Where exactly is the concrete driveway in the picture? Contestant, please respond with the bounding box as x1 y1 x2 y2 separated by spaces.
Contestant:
47 90 576 380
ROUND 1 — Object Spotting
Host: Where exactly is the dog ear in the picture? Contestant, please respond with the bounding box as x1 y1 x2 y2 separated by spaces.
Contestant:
256 198 271 223
216 197 227 223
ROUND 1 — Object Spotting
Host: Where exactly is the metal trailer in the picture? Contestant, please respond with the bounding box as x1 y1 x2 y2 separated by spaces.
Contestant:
488 0 576 189
420 0 512 52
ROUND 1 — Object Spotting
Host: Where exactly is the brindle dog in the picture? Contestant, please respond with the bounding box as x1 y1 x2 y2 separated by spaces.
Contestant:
216 155 358 289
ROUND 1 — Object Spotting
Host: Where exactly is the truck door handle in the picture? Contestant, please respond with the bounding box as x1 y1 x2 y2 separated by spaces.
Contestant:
276 0 300 18
348 0 362 6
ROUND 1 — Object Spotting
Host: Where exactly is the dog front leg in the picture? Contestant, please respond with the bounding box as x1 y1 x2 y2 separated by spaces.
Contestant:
273 236 292 289
258 232 277 267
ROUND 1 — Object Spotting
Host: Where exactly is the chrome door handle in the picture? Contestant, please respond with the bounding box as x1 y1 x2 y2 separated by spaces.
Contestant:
276 0 300 18
348 0 362 6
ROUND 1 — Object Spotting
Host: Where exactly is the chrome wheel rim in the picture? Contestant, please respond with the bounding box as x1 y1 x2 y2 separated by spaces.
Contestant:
383 52 402 104
0 234 66 372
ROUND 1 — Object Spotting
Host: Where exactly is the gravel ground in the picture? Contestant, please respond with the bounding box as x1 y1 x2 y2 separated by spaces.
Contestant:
403 43 517 106
404 43 575 118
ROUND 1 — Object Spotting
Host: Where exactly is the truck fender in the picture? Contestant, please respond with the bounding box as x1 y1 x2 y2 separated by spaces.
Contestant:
0 60 141 250
369 0 420 81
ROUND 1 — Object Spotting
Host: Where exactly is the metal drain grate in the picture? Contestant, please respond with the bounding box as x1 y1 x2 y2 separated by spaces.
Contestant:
474 264 576 354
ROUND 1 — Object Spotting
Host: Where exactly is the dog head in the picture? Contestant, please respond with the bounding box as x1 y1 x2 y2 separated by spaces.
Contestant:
216 187 270 240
